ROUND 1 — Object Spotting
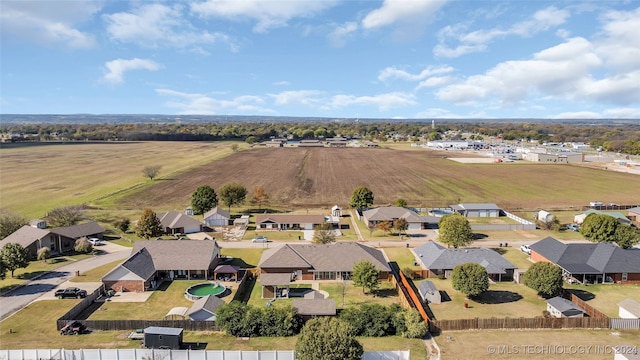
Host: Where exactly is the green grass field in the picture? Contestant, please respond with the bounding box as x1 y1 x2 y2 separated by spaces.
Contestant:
565 283 640 317
0 253 92 294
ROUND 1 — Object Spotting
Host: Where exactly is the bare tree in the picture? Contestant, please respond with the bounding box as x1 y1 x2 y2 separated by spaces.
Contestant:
46 205 85 227
142 165 162 180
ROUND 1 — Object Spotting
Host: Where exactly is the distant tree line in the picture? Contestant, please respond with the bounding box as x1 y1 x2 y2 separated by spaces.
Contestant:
2 121 639 154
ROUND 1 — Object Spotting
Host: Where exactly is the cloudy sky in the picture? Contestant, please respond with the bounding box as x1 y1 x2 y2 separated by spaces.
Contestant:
1 0 639 119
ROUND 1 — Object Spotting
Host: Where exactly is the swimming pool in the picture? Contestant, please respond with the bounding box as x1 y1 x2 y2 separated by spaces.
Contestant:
185 282 226 301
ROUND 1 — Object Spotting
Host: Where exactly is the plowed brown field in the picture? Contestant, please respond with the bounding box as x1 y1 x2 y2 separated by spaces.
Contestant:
117 147 638 211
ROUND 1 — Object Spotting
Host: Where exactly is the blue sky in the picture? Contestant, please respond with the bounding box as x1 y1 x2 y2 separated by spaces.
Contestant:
1 0 639 119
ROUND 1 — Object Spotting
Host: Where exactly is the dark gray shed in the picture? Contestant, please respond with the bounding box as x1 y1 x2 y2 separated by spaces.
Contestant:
144 326 183 349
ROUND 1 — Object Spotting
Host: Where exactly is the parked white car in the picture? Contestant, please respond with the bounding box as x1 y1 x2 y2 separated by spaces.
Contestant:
252 236 268 243
520 244 531 255
88 237 102 246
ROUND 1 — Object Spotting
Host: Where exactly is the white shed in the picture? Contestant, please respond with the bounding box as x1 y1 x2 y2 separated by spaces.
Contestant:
537 210 554 223
203 207 230 227
618 298 640 319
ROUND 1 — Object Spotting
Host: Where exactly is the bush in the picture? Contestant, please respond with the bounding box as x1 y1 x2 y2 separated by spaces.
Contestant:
74 237 93 253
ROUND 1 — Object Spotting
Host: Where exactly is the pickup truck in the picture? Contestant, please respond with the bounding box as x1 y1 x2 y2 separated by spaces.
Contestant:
55 287 87 299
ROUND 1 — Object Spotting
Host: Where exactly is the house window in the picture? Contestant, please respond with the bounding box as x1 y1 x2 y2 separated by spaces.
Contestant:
622 273 628 281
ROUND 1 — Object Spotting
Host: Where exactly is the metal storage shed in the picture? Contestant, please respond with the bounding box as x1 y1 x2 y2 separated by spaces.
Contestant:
144 326 183 349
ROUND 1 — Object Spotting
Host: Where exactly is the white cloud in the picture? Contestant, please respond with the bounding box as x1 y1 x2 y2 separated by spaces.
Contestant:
435 6 570 58
0 1 98 48
436 37 603 105
104 58 161 84
602 108 640 118
104 3 234 51
272 81 291 86
378 65 454 82
156 89 271 115
361 0 445 30
550 111 601 119
190 0 339 33
328 21 358 47
416 76 456 89
329 92 417 111
268 90 324 106
594 7 640 72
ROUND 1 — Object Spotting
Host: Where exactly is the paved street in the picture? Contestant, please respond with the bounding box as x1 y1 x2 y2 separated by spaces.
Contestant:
0 242 130 321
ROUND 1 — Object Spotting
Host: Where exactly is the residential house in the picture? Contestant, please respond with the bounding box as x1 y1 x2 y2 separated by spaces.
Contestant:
546 296 585 318
413 241 516 281
157 211 203 234
628 207 640 222
0 221 105 258
529 237 640 284
618 298 640 319
361 206 440 230
187 295 226 321
258 242 391 298
203 207 230 227
292 299 337 321
574 209 631 225
418 280 441 304
450 203 501 218
102 240 221 292
255 214 325 231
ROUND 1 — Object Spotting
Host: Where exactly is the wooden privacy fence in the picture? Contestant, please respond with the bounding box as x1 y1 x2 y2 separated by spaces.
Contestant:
388 261 431 322
429 317 610 332
564 291 609 319
57 319 219 331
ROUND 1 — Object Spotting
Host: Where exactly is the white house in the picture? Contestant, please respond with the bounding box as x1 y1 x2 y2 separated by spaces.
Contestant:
203 207 230 227
618 298 640 319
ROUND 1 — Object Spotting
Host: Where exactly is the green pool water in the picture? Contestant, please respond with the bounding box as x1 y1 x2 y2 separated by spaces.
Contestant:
187 283 226 296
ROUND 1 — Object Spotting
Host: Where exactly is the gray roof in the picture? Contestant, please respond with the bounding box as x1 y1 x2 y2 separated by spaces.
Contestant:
214 264 239 273
418 280 438 296
51 221 105 239
292 299 336 316
628 207 640 215
618 298 640 317
0 225 50 249
546 296 585 314
414 241 515 274
530 237 640 274
132 240 219 271
157 211 202 230
259 242 390 272
122 248 156 280
188 295 225 316
260 273 292 286
203 207 230 219
362 207 424 223
144 326 183 336
255 214 325 225
451 203 500 211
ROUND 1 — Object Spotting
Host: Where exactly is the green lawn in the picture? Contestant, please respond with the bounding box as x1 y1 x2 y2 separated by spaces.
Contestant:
218 248 264 269
422 278 546 320
384 247 421 272
565 283 640 317
0 254 93 294
497 247 533 270
437 329 640 360
70 259 124 283
88 280 236 320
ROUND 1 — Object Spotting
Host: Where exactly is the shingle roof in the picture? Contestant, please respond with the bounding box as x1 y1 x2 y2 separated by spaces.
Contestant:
617 298 640 317
188 295 225 316
122 248 156 280
259 242 391 272
292 299 336 316
546 296 584 314
255 214 325 225
418 280 438 296
451 203 500 211
214 264 239 273
51 221 104 239
203 207 230 219
157 211 203 230
530 237 640 274
260 273 293 286
362 207 424 223
132 240 219 271
414 241 515 274
0 225 50 249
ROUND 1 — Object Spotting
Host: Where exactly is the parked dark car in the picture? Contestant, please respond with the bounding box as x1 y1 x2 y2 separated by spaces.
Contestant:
55 287 87 299
60 321 86 335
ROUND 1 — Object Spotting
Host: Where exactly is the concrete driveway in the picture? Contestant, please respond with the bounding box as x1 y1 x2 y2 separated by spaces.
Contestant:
0 241 131 321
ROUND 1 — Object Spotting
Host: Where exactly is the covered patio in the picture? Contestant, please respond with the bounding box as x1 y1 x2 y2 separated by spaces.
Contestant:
214 264 240 282
260 273 292 299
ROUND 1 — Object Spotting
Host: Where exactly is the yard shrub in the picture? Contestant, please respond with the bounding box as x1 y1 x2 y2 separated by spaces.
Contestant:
523 262 563 298
215 301 302 337
74 237 93 253
451 262 489 298
295 317 363 360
